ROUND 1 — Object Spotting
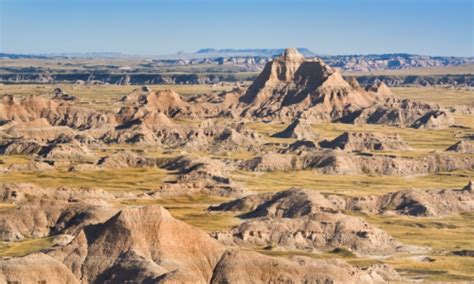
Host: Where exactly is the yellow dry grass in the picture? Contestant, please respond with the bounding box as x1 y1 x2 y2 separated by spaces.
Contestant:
0 167 170 192
0 237 55 257
392 87 474 107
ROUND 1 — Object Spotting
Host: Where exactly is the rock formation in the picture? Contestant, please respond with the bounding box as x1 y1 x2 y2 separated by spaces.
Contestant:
446 140 474 154
271 118 319 141
320 131 411 151
0 205 399 283
238 48 453 129
185 120 263 152
50 205 225 283
210 250 399 283
347 181 474 216
0 254 79 284
156 156 247 197
210 188 400 255
239 48 377 122
241 150 474 176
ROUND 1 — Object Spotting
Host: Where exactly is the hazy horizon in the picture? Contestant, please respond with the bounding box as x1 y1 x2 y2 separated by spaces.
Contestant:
1 0 473 57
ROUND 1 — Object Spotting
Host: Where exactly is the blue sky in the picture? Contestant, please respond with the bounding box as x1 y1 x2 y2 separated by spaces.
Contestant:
0 0 472 56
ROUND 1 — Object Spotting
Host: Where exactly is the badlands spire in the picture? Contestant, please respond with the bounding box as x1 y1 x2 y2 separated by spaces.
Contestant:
239 48 377 121
238 48 454 128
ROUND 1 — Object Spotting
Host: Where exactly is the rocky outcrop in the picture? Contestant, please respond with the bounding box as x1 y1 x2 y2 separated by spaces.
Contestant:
155 156 247 197
0 204 399 283
105 110 187 146
0 183 114 204
241 150 474 176
0 118 74 142
411 110 454 129
19 95 116 130
214 212 400 255
239 48 377 122
49 205 225 283
238 49 454 129
446 140 474 154
97 150 159 168
238 188 345 218
210 250 399 283
185 120 263 152
210 189 399 255
0 135 93 164
0 183 118 241
0 198 117 241
0 95 31 122
271 118 319 141
355 74 474 87
0 253 80 284
320 131 411 151
119 89 198 119
347 181 474 216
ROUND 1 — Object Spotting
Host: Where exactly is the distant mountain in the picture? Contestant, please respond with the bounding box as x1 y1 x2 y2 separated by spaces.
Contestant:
0 52 131 59
41 52 131 58
0 53 49 59
320 54 474 72
196 48 317 57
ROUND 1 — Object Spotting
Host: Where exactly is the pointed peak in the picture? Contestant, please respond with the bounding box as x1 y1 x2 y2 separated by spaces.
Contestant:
280 48 304 61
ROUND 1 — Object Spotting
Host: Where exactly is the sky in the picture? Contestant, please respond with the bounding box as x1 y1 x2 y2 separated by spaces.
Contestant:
0 0 473 56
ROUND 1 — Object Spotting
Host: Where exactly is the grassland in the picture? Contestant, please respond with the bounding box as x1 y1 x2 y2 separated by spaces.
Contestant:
231 169 472 197
393 87 474 107
0 167 170 192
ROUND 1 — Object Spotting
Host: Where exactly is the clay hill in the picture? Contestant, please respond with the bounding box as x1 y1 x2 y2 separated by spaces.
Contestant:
237 48 453 129
155 156 248 197
347 181 474 216
271 118 319 141
119 88 197 118
320 131 411 151
241 149 473 176
210 188 400 255
446 140 474 154
0 204 399 283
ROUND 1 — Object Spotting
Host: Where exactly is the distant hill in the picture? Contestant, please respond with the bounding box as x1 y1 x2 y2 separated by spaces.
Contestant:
0 53 49 59
0 52 130 59
196 48 317 57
